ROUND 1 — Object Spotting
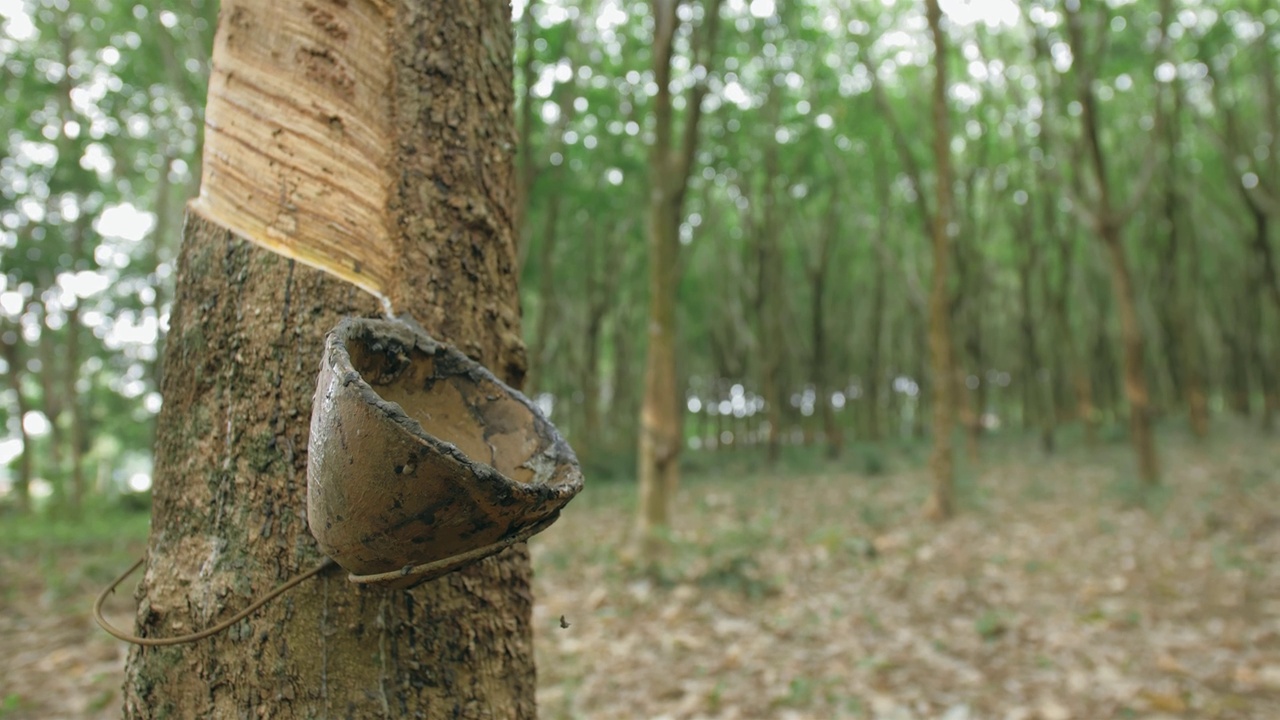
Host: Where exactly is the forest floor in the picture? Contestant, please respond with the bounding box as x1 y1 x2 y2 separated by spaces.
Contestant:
1 424 1278 719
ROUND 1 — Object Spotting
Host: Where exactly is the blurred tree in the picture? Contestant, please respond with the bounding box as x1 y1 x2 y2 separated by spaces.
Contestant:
637 0 722 559
922 0 957 520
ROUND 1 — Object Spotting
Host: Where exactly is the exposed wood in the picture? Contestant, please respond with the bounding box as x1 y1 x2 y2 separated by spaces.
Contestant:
190 0 398 306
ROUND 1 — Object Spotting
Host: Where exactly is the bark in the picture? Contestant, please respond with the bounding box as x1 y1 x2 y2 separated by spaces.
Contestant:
122 1 537 716
1160 84 1209 439
922 0 956 521
578 225 611 462
756 83 785 467
637 0 722 557
1066 2 1160 485
524 173 566 394
36 315 65 501
64 215 88 515
810 194 842 459
952 228 982 464
1248 205 1279 429
864 206 890 443
1016 202 1054 453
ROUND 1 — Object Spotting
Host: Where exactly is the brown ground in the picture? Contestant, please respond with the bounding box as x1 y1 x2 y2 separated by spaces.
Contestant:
3 429 1278 719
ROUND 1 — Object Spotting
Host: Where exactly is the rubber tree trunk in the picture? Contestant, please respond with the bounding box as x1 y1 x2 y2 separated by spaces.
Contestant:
121 1 538 716
637 0 720 559
64 215 88 516
0 322 32 512
1247 203 1280 430
809 221 842 459
865 247 887 442
1065 2 1160 485
922 0 956 521
756 82 785 468
637 81 683 560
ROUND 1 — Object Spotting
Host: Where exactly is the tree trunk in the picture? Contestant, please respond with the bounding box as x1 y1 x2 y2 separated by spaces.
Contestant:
1065 2 1160 484
922 0 956 521
0 322 32 512
1017 202 1054 453
122 1 538 716
1247 203 1279 429
578 230 608 463
36 317 65 504
64 215 88 516
756 93 784 468
865 246 886 442
637 0 720 558
1101 232 1160 483
524 166 566 394
811 194 841 459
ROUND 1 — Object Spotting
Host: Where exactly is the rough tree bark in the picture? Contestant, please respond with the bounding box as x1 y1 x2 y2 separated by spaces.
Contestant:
121 1 538 716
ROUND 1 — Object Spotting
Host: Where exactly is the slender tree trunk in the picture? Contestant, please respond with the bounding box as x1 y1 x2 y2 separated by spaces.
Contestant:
579 233 607 462
36 318 65 504
866 248 886 442
913 319 930 442
637 0 721 558
1066 2 1160 484
1017 203 1054 453
1222 301 1253 418
748 75 787 467
122 1 539 716
637 112 683 555
811 195 841 458
1247 204 1279 429
1161 95 1209 439
923 0 956 521
1101 232 1160 482
64 216 88 516
525 165 566 394
611 292 639 449
0 323 32 512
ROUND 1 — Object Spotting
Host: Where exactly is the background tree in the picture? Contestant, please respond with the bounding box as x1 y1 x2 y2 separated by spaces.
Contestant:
636 0 722 558
921 0 957 520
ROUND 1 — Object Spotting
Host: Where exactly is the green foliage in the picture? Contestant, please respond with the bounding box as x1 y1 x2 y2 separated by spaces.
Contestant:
0 694 22 717
2 0 1277 527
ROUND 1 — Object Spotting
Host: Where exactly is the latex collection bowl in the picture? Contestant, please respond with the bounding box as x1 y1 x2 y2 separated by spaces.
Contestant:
307 317 582 588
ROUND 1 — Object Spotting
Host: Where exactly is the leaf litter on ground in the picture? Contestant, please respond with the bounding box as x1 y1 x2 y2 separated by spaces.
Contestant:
1 428 1278 719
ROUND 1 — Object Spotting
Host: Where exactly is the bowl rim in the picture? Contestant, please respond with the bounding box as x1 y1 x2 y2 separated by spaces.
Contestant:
317 315 583 500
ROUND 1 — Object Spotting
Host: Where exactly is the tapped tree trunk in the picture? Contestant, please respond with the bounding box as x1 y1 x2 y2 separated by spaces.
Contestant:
121 1 538 716
922 0 956 521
